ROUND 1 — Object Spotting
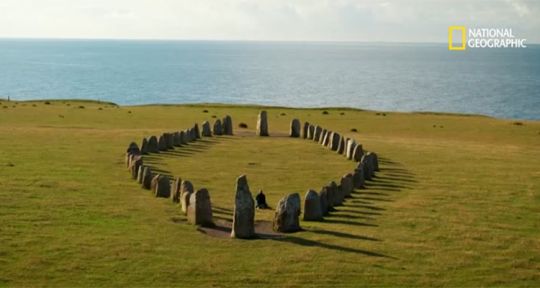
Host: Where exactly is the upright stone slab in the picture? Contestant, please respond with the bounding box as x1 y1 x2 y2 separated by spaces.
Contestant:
166 133 174 149
353 165 366 188
319 129 327 144
322 130 331 147
318 187 329 216
329 181 341 206
147 136 159 153
158 135 168 151
189 128 197 141
127 142 140 155
171 177 182 203
136 165 145 184
346 139 356 160
180 131 188 144
303 190 323 221
213 119 223 136
314 126 322 142
222 115 233 135
154 175 171 198
372 152 380 171
193 123 201 139
360 154 373 180
201 121 212 137
129 155 143 180
352 144 364 162
337 135 345 154
187 188 214 227
141 138 149 154
141 167 153 190
175 132 183 146
330 132 340 151
180 180 194 214
341 173 354 198
231 175 255 239
273 193 301 233
256 111 269 136
290 119 301 137
307 124 315 140
303 122 309 139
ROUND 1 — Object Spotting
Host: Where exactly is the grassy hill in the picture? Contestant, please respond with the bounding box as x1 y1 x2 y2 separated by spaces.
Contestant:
0 99 538 287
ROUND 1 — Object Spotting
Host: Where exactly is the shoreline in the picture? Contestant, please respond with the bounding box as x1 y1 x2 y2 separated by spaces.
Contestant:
2 98 539 122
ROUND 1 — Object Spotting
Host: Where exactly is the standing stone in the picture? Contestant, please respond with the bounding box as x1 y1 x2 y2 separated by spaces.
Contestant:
362 152 376 179
193 123 201 139
303 189 322 221
136 165 145 184
231 175 255 239
154 175 171 198
187 188 214 227
289 119 301 137
352 144 364 162
141 167 153 190
341 173 354 198
171 177 182 203
201 121 212 137
127 142 140 155
189 128 197 141
337 135 345 154
273 193 301 233
222 115 233 135
307 124 315 140
180 131 188 144
173 132 182 147
256 111 269 136
158 135 168 151
141 138 149 154
147 136 159 153
180 180 194 214
329 181 342 206
150 174 160 193
303 122 309 139
213 119 223 136
353 165 366 188
319 129 327 144
129 155 143 180
346 139 356 160
165 133 174 149
314 126 322 141
330 132 340 151
318 187 329 216
372 152 380 171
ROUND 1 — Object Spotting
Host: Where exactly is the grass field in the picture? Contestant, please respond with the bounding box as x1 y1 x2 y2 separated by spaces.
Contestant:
0 99 539 287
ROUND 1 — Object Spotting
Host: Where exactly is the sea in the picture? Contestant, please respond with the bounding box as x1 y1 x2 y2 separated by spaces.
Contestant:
0 39 538 120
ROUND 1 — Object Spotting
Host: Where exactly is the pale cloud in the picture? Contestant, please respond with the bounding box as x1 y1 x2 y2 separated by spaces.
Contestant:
0 0 538 42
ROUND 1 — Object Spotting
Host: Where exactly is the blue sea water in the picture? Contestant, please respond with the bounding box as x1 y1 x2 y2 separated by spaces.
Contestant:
0 39 538 120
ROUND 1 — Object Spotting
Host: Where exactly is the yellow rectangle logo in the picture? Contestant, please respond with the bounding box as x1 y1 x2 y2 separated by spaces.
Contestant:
448 26 466 50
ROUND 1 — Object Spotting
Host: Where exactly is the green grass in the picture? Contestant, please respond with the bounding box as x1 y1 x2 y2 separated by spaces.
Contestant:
0 99 539 287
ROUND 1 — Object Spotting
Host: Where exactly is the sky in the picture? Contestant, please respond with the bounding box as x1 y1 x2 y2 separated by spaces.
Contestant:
0 0 538 43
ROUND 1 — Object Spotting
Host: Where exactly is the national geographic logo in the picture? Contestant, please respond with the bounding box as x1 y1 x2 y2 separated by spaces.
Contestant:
448 26 527 50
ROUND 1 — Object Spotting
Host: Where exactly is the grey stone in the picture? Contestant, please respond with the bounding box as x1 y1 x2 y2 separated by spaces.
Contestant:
187 188 214 227
290 119 301 137
126 142 140 155
353 165 366 188
322 130 331 147
329 181 341 206
201 121 212 137
231 175 255 239
256 111 269 136
180 180 194 214
346 139 356 160
352 144 364 162
273 193 301 233
147 136 159 153
136 165 145 184
313 125 322 142
158 135 168 151
180 131 188 144
307 124 315 140
318 187 329 216
372 152 380 171
166 133 175 149
213 119 223 135
173 132 182 147
319 129 327 144
303 189 322 221
222 115 233 135
141 167 153 190
141 138 148 154
193 123 201 139
341 173 354 198
330 132 340 151
171 177 182 203
337 135 345 154
154 175 171 198
303 122 309 139
129 155 143 180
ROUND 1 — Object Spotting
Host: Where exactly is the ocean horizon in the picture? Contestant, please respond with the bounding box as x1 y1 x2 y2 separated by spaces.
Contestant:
1 39 539 120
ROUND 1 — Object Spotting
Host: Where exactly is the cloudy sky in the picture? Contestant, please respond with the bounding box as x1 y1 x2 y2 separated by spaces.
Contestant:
0 0 538 42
